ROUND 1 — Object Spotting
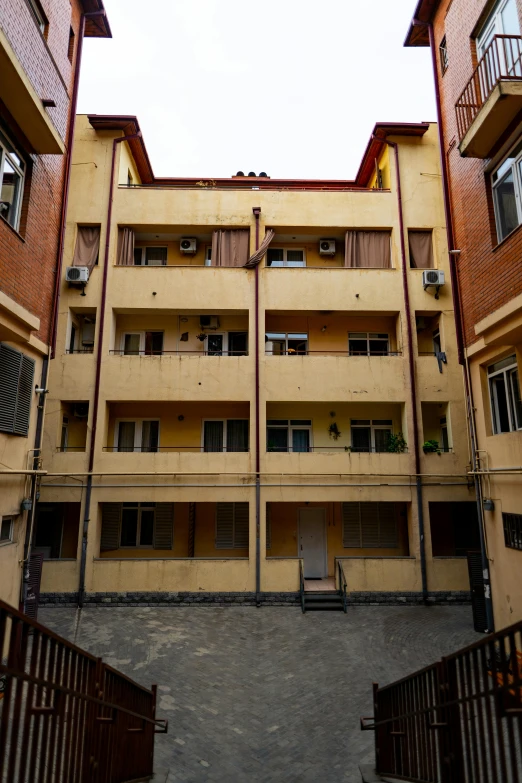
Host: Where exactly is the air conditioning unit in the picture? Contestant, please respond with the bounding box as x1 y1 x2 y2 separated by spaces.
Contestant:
66 266 89 284
180 238 197 255
423 269 445 287
319 239 336 256
200 315 220 330
73 403 89 418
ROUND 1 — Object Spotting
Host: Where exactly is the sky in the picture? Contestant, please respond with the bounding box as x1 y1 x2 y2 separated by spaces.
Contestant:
77 0 435 180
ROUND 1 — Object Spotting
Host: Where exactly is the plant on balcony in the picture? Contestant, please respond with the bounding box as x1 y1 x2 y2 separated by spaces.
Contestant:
423 439 441 454
387 432 407 453
328 422 341 440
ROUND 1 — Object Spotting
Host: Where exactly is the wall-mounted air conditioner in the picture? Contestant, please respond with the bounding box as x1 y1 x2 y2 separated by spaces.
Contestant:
66 266 89 284
319 239 336 256
423 269 445 299
73 403 89 418
180 238 197 254
200 315 220 330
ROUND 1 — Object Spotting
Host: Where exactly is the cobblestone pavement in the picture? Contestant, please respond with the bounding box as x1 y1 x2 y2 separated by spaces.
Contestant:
40 605 482 783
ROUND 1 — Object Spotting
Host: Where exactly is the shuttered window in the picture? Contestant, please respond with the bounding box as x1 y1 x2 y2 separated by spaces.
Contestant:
266 506 272 550
342 502 398 548
216 502 249 549
100 502 174 551
0 344 35 436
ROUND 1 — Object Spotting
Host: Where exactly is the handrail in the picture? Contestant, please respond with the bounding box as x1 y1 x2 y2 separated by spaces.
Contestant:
299 558 305 613
336 558 348 613
108 349 249 356
455 34 522 140
103 446 250 453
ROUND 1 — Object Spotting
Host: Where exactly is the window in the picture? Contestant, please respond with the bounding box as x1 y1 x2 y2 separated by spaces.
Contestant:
266 248 305 267
266 420 312 452
205 247 212 266
100 502 173 551
342 503 398 548
0 344 35 436
115 420 159 452
503 512 522 550
206 332 248 356
27 0 47 33
133 247 167 266
265 333 308 355
477 0 520 60
203 420 249 452
127 169 133 187
121 331 163 355
60 417 69 452
433 328 442 354
0 129 25 231
351 419 393 452
216 502 249 549
0 517 13 544
430 502 480 555
440 416 450 452
408 230 434 268
491 137 522 241
120 503 155 547
439 36 448 74
488 355 522 433
348 333 390 356
68 27 75 62
68 313 95 353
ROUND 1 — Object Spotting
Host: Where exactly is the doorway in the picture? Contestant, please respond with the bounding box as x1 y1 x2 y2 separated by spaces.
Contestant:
299 508 327 578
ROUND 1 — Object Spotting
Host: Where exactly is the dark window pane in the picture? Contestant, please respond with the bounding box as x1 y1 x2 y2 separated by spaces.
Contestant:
374 429 392 453
352 427 371 452
133 248 142 265
124 334 140 355
491 376 510 433
204 420 223 451
369 339 389 355
207 334 223 355
145 332 163 355
118 421 135 452
292 429 310 452
139 509 154 546
349 339 368 355
145 247 167 266
494 171 519 240
267 249 284 267
228 332 248 355
121 508 138 546
227 420 249 452
267 427 288 452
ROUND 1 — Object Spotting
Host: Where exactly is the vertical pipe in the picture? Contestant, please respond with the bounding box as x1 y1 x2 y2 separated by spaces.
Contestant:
425 22 494 631
77 131 141 607
376 135 428 601
253 207 261 606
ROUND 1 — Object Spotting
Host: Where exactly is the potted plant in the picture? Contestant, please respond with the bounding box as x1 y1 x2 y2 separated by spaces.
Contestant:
328 422 341 440
423 439 440 454
386 432 407 453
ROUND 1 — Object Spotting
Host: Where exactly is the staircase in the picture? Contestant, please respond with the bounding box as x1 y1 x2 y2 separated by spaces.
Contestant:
300 560 348 613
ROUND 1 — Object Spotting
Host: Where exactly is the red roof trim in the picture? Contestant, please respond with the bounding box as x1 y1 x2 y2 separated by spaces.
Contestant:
404 0 440 47
81 0 112 39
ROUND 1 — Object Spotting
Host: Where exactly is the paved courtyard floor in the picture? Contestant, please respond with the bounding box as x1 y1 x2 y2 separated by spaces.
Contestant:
40 605 482 783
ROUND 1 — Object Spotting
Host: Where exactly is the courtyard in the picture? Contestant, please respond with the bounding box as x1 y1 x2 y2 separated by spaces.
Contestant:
40 605 482 783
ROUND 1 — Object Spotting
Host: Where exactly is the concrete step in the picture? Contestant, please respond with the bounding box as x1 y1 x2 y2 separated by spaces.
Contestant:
304 591 340 600
305 601 344 611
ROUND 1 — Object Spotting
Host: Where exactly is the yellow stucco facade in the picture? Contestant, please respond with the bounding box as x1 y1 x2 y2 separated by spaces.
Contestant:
33 116 480 607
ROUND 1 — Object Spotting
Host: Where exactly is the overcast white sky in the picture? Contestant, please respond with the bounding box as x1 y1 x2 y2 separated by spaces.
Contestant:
78 0 435 180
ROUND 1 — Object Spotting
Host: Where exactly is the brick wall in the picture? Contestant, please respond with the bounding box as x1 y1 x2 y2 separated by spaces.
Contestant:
433 0 522 346
0 0 83 345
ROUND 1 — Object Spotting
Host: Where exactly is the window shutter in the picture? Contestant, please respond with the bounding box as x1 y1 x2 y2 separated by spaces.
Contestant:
154 503 174 549
216 503 234 549
14 355 35 436
0 344 34 436
24 552 44 620
361 503 380 548
379 503 398 548
100 503 121 551
266 506 271 550
342 503 361 547
234 502 249 549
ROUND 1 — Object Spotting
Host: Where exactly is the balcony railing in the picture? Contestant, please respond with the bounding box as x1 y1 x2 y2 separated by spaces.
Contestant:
109 350 249 357
266 446 408 453
456 35 522 141
265 350 402 357
104 445 250 453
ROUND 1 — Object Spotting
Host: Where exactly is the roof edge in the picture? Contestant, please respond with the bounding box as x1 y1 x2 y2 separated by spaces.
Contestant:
81 0 112 39
404 0 440 47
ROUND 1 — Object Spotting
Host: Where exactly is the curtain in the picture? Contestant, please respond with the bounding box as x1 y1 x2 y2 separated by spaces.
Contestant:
204 421 224 452
141 420 159 453
211 229 249 267
117 227 135 266
72 226 100 271
117 422 135 452
408 231 433 269
227 420 248 452
344 230 391 268
244 229 275 268
292 430 310 453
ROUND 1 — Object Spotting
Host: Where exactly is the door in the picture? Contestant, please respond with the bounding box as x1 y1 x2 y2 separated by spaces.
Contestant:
299 508 327 578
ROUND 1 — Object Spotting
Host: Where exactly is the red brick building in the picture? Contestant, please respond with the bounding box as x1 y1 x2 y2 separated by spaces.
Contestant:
0 0 110 609
406 0 522 631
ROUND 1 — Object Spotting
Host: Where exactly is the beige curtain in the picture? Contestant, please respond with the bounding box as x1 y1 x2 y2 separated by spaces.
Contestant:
72 226 100 271
117 227 135 266
211 229 250 267
344 230 391 268
244 229 275 268
408 231 433 269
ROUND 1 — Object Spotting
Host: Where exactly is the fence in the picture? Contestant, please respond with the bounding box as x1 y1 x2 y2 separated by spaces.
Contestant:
361 619 522 782
0 599 167 782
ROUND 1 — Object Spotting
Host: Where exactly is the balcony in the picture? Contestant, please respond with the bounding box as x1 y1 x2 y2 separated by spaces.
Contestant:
456 35 522 158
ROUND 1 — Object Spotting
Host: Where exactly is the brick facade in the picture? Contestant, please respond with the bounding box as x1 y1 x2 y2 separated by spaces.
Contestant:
431 0 522 346
0 0 83 345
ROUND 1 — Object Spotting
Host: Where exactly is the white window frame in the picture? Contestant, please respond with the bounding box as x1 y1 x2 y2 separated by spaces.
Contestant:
265 332 308 355
439 36 449 74
477 0 520 59
488 355 522 433
205 246 212 266
60 417 69 452
133 247 168 266
266 419 313 452
348 332 390 356
491 136 522 242
0 129 25 231
440 415 451 451
27 0 46 32
119 502 155 549
0 516 14 545
205 333 227 355
120 331 164 355
266 248 306 267
114 419 160 452
350 420 393 452
202 419 249 452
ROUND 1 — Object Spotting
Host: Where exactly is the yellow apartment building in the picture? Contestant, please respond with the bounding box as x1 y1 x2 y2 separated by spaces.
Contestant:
35 114 482 610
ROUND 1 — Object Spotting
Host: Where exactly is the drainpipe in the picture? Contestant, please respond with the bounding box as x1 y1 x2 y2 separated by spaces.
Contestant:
374 135 428 602
253 207 261 606
418 21 494 631
77 131 142 608
49 10 108 359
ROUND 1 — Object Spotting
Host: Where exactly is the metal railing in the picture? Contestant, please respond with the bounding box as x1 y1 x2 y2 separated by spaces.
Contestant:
109 349 249 356
361 619 522 782
266 446 408 453
299 559 305 614
265 350 402 357
0 598 167 783
65 348 94 354
104 445 250 453
456 35 522 141
335 558 348 613
56 446 86 453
